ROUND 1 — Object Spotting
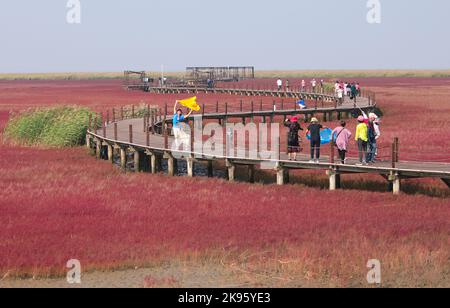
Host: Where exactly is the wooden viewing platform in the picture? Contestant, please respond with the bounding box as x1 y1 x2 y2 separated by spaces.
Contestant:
87 87 450 195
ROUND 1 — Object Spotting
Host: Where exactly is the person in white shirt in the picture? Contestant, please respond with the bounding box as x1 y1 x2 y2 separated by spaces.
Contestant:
370 113 381 141
301 80 306 92
334 81 340 94
277 79 283 91
337 87 344 105
311 79 317 92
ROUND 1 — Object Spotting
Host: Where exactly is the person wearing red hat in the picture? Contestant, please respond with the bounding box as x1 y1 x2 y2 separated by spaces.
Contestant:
284 116 303 161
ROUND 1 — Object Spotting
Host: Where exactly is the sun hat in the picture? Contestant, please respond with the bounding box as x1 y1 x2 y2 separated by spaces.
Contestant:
311 117 319 123
369 113 378 120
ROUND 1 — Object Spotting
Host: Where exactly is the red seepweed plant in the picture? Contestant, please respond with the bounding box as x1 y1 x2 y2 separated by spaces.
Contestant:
0 77 449 286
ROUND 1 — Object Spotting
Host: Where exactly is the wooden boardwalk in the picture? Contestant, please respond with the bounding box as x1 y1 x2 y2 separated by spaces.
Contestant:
88 87 450 194
130 85 376 105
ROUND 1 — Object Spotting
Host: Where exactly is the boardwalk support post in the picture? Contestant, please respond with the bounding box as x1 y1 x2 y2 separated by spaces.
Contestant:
389 172 401 195
95 138 101 159
248 165 255 183
165 153 177 176
133 148 141 172
120 147 127 170
107 144 114 162
226 159 235 182
327 168 341 190
150 153 158 174
276 164 289 185
187 157 195 177
207 161 214 177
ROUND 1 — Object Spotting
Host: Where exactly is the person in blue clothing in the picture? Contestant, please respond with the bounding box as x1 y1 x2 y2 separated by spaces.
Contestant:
173 101 193 148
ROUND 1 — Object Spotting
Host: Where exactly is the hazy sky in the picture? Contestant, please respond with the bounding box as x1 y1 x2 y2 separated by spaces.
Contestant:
1 0 449 73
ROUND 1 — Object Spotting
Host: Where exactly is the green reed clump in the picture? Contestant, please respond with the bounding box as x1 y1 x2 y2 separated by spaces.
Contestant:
4 106 97 147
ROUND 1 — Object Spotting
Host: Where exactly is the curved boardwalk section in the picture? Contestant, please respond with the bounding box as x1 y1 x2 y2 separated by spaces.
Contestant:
87 86 450 194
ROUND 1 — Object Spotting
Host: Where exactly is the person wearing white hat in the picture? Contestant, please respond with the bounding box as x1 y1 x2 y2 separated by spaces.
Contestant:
368 113 381 162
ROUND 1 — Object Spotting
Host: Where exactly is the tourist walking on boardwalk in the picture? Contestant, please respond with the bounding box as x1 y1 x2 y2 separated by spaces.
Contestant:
332 121 352 164
286 79 290 91
277 78 283 91
366 118 377 164
311 79 317 92
307 117 326 163
350 83 358 101
173 101 193 148
284 116 303 161
301 79 306 92
334 81 341 94
346 83 352 97
367 113 381 163
373 114 381 158
337 87 344 105
355 115 369 165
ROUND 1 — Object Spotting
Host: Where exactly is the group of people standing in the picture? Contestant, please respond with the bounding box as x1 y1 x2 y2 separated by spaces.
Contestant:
284 112 381 165
173 97 381 166
353 113 381 165
335 81 361 102
284 117 327 163
277 78 324 93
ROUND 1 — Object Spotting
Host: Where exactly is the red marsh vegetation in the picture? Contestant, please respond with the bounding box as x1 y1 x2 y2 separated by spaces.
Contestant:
0 78 449 286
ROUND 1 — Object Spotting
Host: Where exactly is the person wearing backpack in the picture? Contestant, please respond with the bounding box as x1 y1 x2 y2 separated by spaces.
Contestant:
332 121 352 164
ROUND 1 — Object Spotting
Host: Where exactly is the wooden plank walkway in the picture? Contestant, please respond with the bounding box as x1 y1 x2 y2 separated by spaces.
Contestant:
140 85 375 106
88 86 450 194
89 116 450 195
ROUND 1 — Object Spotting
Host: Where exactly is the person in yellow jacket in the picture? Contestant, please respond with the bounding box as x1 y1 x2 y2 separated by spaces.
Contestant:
355 115 369 165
